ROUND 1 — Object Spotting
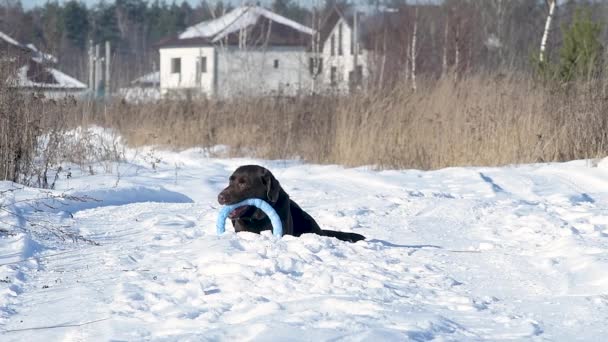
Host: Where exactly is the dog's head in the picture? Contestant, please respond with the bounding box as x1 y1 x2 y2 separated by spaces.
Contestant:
217 165 280 219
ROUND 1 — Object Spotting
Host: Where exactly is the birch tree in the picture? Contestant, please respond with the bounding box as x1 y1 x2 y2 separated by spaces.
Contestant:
441 12 449 78
539 0 557 63
410 6 418 91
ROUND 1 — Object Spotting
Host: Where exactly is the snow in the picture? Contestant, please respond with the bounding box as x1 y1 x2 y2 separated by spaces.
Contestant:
1 138 608 340
0 31 57 63
48 68 87 89
179 5 314 41
118 87 161 104
131 71 160 86
119 71 161 103
0 31 21 47
25 44 58 64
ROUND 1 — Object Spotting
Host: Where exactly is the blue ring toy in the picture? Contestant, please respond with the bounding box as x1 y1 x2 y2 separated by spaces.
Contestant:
216 198 283 237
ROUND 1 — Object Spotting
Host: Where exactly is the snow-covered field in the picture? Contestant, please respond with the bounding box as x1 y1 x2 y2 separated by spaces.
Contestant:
1 145 608 341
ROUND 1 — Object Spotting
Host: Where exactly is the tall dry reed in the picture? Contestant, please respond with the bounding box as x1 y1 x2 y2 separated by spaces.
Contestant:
90 73 608 170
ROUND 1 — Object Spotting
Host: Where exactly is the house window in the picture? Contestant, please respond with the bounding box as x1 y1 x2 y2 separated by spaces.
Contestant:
330 66 337 86
350 31 354 55
196 62 201 83
338 23 343 56
331 35 335 56
349 65 363 88
195 56 207 84
200 56 207 73
171 58 181 74
274 59 279 68
309 57 323 75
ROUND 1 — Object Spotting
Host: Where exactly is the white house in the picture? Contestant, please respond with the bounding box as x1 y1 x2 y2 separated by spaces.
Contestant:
157 5 315 98
312 6 370 93
1 31 87 98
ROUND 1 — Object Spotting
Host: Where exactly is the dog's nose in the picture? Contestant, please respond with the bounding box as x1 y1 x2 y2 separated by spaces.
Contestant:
218 193 226 204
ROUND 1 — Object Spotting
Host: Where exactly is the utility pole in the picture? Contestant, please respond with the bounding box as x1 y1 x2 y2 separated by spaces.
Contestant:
105 41 111 99
88 40 94 92
442 14 449 78
310 5 321 94
94 44 101 96
411 6 418 92
353 8 359 86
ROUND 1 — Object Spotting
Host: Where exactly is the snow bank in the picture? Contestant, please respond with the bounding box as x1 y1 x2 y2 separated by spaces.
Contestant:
1 150 608 340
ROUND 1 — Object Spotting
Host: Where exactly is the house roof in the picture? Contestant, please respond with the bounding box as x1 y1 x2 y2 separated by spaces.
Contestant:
1 31 57 63
220 17 312 47
131 71 160 86
10 62 87 90
0 31 23 47
315 6 408 52
317 5 382 50
156 36 213 49
317 6 349 51
25 43 58 64
1 30 30 60
158 5 314 48
1 31 86 90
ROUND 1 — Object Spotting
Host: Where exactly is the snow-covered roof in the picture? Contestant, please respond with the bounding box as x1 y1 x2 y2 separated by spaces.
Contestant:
131 71 160 86
2 31 85 90
26 43 58 64
47 67 87 89
12 65 87 90
0 30 21 47
1 31 58 63
179 5 314 42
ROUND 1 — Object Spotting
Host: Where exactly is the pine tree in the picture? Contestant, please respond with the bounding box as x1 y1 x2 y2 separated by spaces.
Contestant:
92 1 121 45
40 1 65 55
558 8 603 82
63 0 89 50
272 0 291 15
271 0 309 24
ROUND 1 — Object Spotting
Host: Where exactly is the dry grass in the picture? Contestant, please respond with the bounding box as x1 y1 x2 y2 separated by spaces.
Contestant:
91 73 608 170
331 74 608 168
3 70 607 178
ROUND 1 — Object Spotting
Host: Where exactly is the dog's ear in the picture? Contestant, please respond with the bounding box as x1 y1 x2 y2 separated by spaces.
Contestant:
261 169 280 203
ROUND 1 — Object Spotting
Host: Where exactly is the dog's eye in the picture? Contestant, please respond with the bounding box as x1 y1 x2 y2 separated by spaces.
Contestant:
238 179 247 188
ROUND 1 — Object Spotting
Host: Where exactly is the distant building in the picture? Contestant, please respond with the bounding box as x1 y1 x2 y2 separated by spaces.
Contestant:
1 31 87 98
157 5 315 98
119 71 161 103
313 6 370 93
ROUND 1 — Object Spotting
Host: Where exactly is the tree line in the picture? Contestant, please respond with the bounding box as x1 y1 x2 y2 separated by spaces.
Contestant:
1 0 606 87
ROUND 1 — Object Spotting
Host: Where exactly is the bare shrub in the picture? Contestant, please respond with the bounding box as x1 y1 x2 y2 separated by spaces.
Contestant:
0 63 45 184
0 63 124 187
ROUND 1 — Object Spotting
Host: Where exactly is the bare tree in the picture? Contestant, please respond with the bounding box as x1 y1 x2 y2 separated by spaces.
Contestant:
410 6 418 91
441 7 450 78
539 0 557 63
309 5 323 93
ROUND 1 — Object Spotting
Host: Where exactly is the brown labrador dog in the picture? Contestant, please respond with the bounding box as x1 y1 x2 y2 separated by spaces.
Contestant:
217 165 365 243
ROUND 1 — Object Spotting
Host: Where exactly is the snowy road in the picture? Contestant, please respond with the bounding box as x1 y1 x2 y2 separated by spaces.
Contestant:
1 148 608 341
